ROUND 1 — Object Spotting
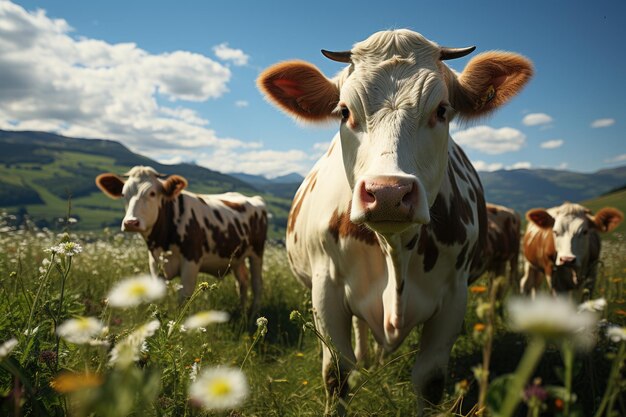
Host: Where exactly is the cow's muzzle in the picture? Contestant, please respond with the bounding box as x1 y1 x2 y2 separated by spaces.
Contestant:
122 218 142 232
353 176 419 230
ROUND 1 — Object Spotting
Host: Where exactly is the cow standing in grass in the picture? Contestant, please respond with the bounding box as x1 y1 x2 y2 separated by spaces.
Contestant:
258 29 532 415
521 202 623 298
470 203 521 287
96 166 267 316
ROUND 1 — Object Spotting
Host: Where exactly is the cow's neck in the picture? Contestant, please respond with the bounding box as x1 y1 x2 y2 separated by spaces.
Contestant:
377 224 420 343
145 198 179 252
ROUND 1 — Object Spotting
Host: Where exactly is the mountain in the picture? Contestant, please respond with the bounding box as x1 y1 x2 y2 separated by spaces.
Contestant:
1 129 625 236
478 167 626 214
231 172 304 199
0 130 294 237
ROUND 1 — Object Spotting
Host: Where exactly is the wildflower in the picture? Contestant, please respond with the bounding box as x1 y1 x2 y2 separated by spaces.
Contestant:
190 362 199 381
606 326 626 343
24 326 40 336
615 309 626 317
474 323 486 332
523 379 548 402
0 338 18 360
50 372 103 393
107 275 166 308
470 285 488 294
109 320 160 368
184 311 230 330
189 367 249 410
578 298 607 313
57 317 103 344
256 316 268 337
507 295 599 349
45 242 83 257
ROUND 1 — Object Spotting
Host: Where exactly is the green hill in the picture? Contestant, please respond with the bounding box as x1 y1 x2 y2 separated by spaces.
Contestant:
580 189 626 236
0 130 293 238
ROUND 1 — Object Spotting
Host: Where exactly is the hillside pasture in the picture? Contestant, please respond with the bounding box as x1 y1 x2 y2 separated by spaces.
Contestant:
0 215 624 416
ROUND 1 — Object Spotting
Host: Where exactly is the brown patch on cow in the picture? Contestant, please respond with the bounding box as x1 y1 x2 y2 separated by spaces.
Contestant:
468 187 476 202
162 175 187 198
430 164 473 246
213 209 224 224
294 232 298 244
179 210 210 263
197 197 207 205
417 225 439 272
287 170 318 234
469 185 488 275
456 242 469 270
405 234 418 250
206 221 245 259
146 199 179 253
487 205 498 214
234 218 244 235
248 211 268 257
524 227 557 276
221 200 247 212
328 204 378 245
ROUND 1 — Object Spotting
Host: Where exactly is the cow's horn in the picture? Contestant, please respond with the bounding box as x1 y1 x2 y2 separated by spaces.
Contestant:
321 49 352 63
440 46 476 60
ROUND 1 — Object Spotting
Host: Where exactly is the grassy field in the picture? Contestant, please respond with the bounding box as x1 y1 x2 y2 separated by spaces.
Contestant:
0 214 624 416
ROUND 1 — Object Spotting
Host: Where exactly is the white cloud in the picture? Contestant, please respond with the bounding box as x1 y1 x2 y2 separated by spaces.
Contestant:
213 43 249 66
540 139 564 149
0 1 241 155
234 100 249 108
522 113 553 126
196 149 311 178
556 162 569 170
454 125 526 154
471 160 504 172
508 161 531 170
591 118 615 128
605 153 626 164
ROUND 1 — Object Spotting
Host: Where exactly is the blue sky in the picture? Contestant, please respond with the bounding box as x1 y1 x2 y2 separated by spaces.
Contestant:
2 0 624 177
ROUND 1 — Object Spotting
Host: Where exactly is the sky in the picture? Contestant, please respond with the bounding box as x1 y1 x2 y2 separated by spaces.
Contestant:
1 0 624 178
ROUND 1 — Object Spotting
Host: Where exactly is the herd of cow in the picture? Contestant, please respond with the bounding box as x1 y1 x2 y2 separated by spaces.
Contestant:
95 29 623 416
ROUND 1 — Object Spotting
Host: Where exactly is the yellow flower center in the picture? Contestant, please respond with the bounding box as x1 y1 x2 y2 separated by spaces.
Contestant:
209 378 232 397
129 283 147 297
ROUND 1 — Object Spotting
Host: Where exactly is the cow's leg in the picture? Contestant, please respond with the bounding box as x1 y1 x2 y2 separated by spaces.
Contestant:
312 278 355 417
352 316 369 365
412 285 467 416
179 261 200 300
520 262 542 297
248 255 263 320
233 262 250 312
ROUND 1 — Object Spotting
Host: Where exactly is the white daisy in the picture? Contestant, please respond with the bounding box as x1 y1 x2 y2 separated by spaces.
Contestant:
0 338 18 360
189 367 249 410
507 295 599 349
57 317 103 344
578 298 607 313
606 326 626 343
184 311 230 330
107 275 166 308
109 320 160 368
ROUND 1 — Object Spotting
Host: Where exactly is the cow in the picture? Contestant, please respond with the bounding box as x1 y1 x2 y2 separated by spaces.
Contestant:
95 166 268 316
469 203 521 288
521 202 623 298
257 29 532 415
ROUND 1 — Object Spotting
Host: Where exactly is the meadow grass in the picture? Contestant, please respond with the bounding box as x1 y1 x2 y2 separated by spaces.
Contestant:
0 214 624 416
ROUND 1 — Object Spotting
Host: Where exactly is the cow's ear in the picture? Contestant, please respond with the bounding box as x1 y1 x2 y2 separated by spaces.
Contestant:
96 173 125 199
449 51 533 119
162 175 187 198
257 60 340 122
591 207 624 232
526 208 554 229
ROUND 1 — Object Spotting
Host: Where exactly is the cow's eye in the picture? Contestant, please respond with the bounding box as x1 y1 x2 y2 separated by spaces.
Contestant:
582 229 588 235
436 105 447 121
149 191 156 197
341 106 350 120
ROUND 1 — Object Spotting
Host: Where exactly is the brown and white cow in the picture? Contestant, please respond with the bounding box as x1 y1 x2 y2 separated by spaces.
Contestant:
521 202 623 297
258 29 532 415
96 166 268 315
469 203 521 287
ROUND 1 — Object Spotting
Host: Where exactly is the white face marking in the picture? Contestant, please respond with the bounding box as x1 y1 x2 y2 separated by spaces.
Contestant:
552 215 589 267
340 39 452 229
121 177 161 232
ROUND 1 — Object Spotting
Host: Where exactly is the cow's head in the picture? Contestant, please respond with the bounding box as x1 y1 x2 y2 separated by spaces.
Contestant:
258 29 532 235
527 203 623 273
96 166 187 233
